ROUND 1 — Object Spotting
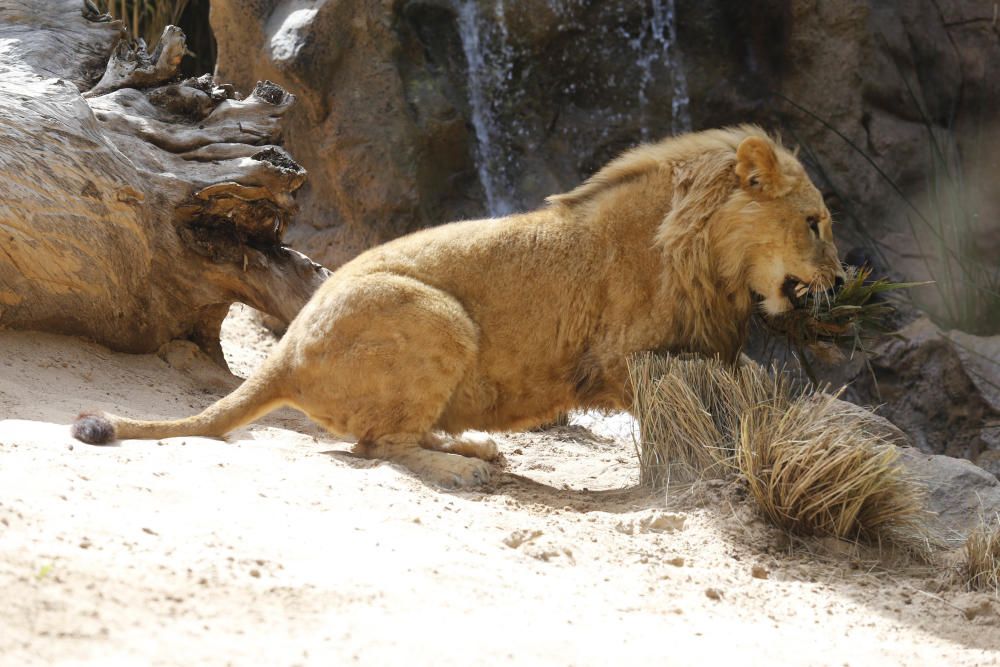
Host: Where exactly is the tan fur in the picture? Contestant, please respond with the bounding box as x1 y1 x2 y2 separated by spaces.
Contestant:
75 126 843 488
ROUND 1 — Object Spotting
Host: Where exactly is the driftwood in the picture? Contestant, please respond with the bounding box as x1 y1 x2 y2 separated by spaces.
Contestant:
0 0 330 361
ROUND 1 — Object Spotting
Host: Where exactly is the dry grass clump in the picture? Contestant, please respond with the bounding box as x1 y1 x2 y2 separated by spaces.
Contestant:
962 515 1000 593
95 0 191 46
629 353 930 550
629 353 792 486
735 393 926 545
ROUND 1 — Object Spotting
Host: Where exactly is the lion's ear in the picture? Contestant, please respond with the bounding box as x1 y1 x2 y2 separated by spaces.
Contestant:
735 136 781 197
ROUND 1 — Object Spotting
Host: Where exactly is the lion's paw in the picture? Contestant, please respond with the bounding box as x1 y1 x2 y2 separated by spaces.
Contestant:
400 449 492 489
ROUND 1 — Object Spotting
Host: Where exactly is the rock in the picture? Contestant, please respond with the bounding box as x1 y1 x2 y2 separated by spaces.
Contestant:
823 392 1000 539
975 451 1000 480
847 317 1000 462
502 529 543 549
617 511 686 535
829 399 911 447
825 319 1000 533
751 315 999 471
639 512 686 534
898 447 1000 539
949 330 1000 414
211 0 484 270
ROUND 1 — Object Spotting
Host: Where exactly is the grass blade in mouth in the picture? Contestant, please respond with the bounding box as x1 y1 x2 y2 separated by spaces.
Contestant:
762 266 932 353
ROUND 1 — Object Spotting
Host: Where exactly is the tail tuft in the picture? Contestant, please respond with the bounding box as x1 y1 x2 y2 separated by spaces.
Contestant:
71 413 116 445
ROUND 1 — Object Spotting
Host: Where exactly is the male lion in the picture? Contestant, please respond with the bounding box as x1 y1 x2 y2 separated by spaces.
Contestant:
73 125 844 487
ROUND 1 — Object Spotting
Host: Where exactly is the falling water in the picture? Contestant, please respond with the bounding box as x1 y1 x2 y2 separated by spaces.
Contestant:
649 0 691 136
453 0 517 217
452 0 691 216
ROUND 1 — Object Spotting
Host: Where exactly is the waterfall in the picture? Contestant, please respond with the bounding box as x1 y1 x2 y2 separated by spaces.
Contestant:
453 0 516 217
452 0 691 216
656 0 691 136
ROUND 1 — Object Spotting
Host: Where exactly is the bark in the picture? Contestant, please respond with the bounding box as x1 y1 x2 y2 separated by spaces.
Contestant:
0 0 330 361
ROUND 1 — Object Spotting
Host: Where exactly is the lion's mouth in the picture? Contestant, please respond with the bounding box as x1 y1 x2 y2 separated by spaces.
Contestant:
781 275 811 308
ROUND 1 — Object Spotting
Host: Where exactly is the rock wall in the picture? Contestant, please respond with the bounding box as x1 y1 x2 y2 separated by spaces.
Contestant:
212 0 697 267
212 0 999 270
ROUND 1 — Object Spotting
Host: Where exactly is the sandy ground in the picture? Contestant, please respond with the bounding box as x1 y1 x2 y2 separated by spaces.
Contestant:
2 306 1000 666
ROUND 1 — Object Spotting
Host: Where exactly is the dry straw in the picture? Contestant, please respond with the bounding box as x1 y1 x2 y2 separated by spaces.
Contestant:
629 353 930 550
963 514 1000 593
96 0 191 47
629 353 791 486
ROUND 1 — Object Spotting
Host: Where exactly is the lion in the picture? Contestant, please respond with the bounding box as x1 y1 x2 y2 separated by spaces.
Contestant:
72 125 844 488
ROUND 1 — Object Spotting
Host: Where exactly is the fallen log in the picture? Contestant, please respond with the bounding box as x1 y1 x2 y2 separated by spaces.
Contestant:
0 0 330 362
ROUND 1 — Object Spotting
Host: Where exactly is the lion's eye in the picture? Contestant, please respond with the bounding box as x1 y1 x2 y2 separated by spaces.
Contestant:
807 215 820 235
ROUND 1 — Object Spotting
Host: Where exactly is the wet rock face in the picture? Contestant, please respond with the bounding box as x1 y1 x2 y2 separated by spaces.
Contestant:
212 0 696 268
423 0 694 216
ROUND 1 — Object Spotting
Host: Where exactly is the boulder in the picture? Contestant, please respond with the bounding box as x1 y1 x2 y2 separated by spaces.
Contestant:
747 314 1000 476
844 317 1000 469
826 399 1000 541
210 0 485 269
898 448 1000 540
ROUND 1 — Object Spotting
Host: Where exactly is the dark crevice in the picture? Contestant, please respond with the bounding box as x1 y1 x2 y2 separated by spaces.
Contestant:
177 0 217 77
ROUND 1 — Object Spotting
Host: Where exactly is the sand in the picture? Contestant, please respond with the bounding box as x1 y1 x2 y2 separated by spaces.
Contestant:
1 305 999 665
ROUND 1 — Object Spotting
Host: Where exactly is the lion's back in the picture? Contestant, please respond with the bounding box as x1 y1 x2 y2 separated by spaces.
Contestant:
342 208 606 326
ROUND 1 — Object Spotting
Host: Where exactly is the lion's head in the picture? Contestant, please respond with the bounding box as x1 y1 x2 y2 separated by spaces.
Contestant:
728 135 845 315
550 125 845 327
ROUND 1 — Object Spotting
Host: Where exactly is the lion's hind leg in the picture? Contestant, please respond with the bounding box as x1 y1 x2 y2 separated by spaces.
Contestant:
311 273 491 488
358 433 492 488
421 432 499 462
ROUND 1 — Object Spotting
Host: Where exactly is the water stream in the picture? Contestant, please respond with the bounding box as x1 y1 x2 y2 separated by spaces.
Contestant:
453 0 517 217
644 0 690 137
452 0 691 217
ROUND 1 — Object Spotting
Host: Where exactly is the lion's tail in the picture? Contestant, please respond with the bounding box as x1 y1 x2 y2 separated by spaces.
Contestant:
71 372 286 445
